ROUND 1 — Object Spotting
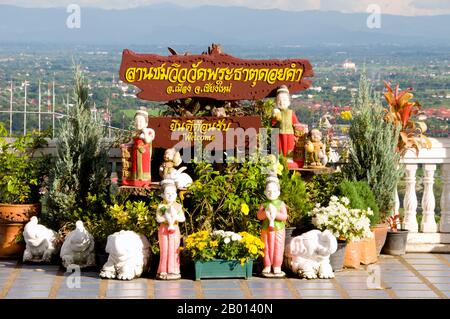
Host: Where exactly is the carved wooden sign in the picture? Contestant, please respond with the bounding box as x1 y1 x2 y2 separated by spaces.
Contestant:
147 116 262 150
119 48 313 101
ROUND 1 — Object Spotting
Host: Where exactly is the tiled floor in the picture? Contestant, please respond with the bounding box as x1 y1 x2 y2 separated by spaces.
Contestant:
0 253 448 299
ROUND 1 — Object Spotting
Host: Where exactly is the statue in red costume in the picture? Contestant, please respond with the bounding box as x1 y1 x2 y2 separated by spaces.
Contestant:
272 85 300 168
121 108 155 187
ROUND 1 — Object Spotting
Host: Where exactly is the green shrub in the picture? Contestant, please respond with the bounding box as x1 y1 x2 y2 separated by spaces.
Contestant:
184 159 266 236
305 172 344 207
336 180 380 226
0 123 50 204
278 157 312 227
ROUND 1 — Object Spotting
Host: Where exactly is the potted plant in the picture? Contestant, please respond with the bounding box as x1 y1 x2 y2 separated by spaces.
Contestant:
381 215 409 255
308 196 374 270
336 179 385 258
181 230 264 280
0 123 49 258
342 73 404 255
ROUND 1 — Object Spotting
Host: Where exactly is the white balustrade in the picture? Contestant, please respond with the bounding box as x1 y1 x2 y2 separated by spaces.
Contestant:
403 164 419 232
439 163 450 233
399 137 450 237
421 164 437 232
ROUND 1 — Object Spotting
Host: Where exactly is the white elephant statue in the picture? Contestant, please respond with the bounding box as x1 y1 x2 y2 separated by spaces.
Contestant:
99 230 151 280
285 229 337 279
60 221 96 269
23 216 60 263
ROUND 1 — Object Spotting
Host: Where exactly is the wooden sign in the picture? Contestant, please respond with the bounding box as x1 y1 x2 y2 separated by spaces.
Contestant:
119 48 313 101
147 116 262 150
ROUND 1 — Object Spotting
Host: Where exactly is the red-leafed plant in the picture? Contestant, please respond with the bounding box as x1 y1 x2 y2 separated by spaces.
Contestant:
383 81 431 157
387 214 400 232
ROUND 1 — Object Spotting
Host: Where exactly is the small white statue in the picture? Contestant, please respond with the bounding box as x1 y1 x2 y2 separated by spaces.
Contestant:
285 229 337 279
159 148 193 189
60 221 96 269
23 216 60 263
167 166 193 189
99 230 150 280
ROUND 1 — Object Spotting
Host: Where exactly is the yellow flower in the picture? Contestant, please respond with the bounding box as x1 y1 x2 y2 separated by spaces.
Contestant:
240 258 247 265
240 203 249 216
209 240 219 248
250 245 258 254
340 110 352 121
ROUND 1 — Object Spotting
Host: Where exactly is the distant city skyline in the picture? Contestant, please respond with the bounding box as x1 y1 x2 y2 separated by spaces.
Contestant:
1 0 450 16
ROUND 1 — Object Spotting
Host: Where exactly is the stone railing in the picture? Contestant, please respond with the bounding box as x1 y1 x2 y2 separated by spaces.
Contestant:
398 137 450 252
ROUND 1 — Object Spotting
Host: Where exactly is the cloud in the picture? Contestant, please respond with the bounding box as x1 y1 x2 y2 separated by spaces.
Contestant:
411 0 450 9
0 0 449 15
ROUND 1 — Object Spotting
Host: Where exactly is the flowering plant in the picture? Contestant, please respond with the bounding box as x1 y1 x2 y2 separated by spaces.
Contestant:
182 230 264 264
307 196 373 242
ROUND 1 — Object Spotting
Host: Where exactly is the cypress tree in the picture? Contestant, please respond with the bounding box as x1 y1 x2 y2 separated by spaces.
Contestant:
43 66 111 229
343 72 404 218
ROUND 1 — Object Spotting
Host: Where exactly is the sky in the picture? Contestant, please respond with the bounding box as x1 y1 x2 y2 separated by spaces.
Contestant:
1 0 450 15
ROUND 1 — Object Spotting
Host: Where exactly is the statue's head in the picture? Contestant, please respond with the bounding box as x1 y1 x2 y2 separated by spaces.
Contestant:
164 148 182 166
70 221 91 250
265 176 280 201
134 107 149 131
161 179 177 204
310 128 322 142
276 85 291 110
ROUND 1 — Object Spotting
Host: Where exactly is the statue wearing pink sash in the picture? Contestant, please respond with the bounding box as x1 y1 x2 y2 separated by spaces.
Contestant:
257 176 287 278
156 179 185 280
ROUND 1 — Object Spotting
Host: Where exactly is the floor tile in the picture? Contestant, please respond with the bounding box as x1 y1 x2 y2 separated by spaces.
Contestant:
6 290 50 298
201 280 241 289
247 281 288 289
431 283 450 290
154 281 195 289
298 289 341 297
386 283 431 290
394 290 438 298
293 282 335 289
347 290 390 298
107 282 147 290
106 289 148 298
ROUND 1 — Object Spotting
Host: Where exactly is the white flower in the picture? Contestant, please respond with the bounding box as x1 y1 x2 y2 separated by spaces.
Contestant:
224 237 231 244
231 234 242 241
341 197 350 206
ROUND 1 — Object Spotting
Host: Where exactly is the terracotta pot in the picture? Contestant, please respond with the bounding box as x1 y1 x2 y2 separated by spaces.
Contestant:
371 223 389 256
359 232 378 265
343 240 361 269
0 203 40 258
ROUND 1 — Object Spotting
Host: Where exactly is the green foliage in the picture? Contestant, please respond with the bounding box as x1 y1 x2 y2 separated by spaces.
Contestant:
305 172 345 207
342 72 404 219
0 123 50 204
184 159 268 236
278 157 312 227
107 198 161 254
336 180 380 226
42 65 112 231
